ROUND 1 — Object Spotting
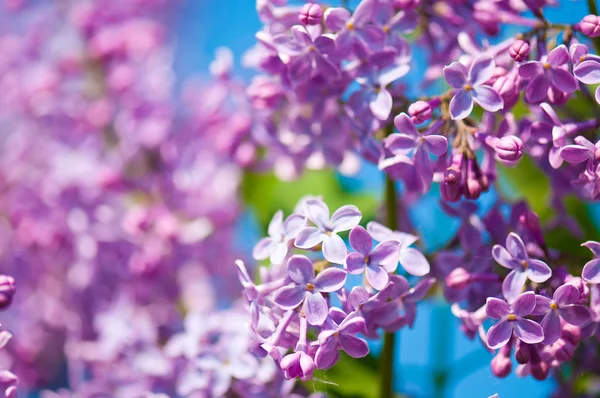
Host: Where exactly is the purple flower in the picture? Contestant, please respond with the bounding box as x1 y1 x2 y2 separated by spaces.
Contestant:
559 136 600 170
0 276 15 310
356 65 410 120
273 255 346 325
574 58 600 104
281 351 315 381
314 315 369 369
295 199 362 264
532 284 591 344
443 55 504 120
582 241 600 283
324 0 384 55
253 211 306 264
366 221 430 276
345 225 400 290
519 44 577 103
492 233 552 303
486 291 544 349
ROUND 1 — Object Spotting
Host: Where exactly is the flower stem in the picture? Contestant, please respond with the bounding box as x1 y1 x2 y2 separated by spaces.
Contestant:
587 0 600 54
381 175 398 398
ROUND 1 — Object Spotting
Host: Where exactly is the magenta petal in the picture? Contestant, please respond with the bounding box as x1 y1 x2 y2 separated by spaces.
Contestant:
492 244 518 269
595 85 600 104
468 55 495 86
349 225 373 254
370 89 393 120
322 233 348 264
315 54 340 79
526 259 552 283
339 334 369 358
369 241 400 271
393 112 419 136
313 267 346 292
583 258 600 283
273 286 306 310
449 90 473 120
505 232 527 261
295 226 325 249
525 74 550 103
559 305 591 326
547 44 569 66
398 247 430 276
340 316 366 334
384 133 417 154
331 205 362 233
287 255 315 284
486 319 513 349
346 252 367 274
486 297 510 319
512 291 536 316
289 55 313 83
423 135 448 156
324 7 351 31
532 294 552 316
314 336 339 369
443 61 468 88
314 35 336 55
365 264 389 290
352 0 377 24
574 60 600 84
549 67 577 93
560 145 592 163
502 269 527 303
304 291 329 325
514 318 544 344
473 86 504 112
540 311 561 345
553 284 580 306
518 61 542 79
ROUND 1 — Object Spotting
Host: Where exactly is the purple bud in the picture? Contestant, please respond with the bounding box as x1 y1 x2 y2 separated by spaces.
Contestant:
473 2 500 36
0 275 15 310
530 360 549 380
580 15 600 38
393 0 421 10
519 211 544 247
495 136 523 166
554 339 575 361
408 101 432 123
561 323 581 345
515 342 530 364
441 168 462 201
446 268 470 289
491 351 512 378
299 3 322 26
493 76 518 109
509 40 531 62
464 159 483 200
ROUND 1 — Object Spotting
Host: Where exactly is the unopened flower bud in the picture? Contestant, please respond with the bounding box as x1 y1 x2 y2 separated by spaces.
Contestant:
408 101 432 123
515 342 530 364
530 360 549 380
509 40 531 62
446 268 471 289
0 275 15 310
299 3 322 26
491 352 512 378
554 338 576 361
493 76 518 109
495 136 523 167
580 14 600 38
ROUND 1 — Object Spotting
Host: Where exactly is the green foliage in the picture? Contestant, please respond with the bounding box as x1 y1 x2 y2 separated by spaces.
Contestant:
242 170 379 232
303 353 382 398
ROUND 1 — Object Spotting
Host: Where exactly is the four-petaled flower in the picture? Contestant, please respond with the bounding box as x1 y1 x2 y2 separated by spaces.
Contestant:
253 210 306 264
519 44 577 103
492 232 552 303
345 225 400 290
273 255 347 325
314 314 369 369
295 199 362 264
532 284 591 344
443 55 504 120
486 291 544 349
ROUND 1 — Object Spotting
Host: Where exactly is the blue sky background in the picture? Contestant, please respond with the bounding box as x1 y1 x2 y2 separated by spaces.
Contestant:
173 1 595 397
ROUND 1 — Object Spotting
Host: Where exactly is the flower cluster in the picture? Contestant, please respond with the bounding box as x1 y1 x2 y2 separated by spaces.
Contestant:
239 198 433 380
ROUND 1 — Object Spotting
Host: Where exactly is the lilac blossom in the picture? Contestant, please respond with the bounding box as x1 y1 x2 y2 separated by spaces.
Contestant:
314 313 369 369
355 64 410 120
574 58 600 103
253 210 306 264
324 0 384 55
443 55 504 119
486 292 544 349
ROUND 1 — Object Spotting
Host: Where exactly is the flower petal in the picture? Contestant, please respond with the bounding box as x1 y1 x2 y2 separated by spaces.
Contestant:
287 255 315 284
314 335 339 369
514 318 544 344
473 86 504 112
512 291 536 317
468 55 495 86
525 74 550 103
560 145 592 163
284 214 307 238
339 334 369 358
304 292 329 325
443 61 468 88
532 294 552 316
540 311 561 345
305 199 330 228
583 258 600 284
295 226 325 249
253 237 277 260
518 61 542 79
369 241 401 272
547 44 569 66
322 233 348 264
423 135 448 156
393 112 419 136
324 7 351 31
574 60 600 84
370 89 393 120
345 252 367 274
398 247 430 276
365 263 389 290
379 64 409 87
526 259 552 283
273 286 306 310
505 232 527 261
268 210 284 237
487 320 513 349
502 269 528 303
449 90 473 120
553 283 580 306
384 133 416 155
486 297 510 319
559 305 591 326
331 205 362 233
314 267 347 292
491 244 518 269
549 67 577 93
349 225 373 254
271 242 289 265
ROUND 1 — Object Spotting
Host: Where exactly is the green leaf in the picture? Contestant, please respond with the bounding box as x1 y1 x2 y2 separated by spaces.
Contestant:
303 353 381 398
242 169 378 232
